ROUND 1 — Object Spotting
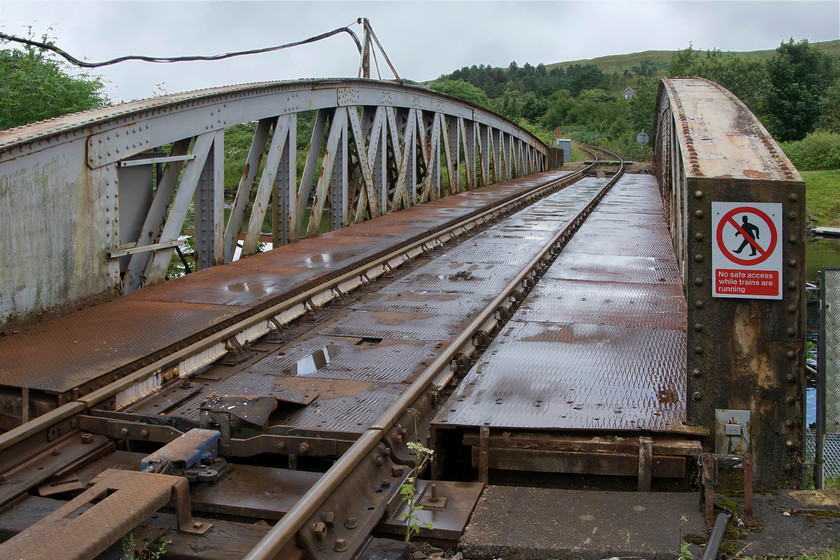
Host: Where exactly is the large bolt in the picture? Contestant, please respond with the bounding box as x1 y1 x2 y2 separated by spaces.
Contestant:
392 465 405 477
334 538 348 552
311 522 327 540
345 516 357 529
374 455 384 467
298 442 310 454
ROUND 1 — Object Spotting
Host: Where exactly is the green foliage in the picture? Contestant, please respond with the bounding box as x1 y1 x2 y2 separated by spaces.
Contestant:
780 132 840 171
765 38 840 141
802 170 840 227
121 533 170 560
399 409 434 543
428 80 491 109
0 27 109 130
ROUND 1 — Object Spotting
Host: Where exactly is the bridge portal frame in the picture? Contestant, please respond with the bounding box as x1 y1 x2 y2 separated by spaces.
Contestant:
0 79 547 327
654 77 806 489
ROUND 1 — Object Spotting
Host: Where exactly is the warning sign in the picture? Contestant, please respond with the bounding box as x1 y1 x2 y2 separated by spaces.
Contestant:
712 202 783 299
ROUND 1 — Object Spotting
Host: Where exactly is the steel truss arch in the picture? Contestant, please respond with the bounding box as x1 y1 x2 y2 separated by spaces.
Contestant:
0 78 547 325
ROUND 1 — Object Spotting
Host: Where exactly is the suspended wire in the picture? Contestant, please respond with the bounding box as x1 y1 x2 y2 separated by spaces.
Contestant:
0 25 362 69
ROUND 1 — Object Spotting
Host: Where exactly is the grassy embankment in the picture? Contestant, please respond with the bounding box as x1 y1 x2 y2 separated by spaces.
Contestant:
804 170 840 228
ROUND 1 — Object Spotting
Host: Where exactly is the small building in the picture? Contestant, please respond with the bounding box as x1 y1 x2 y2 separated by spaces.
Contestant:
556 138 571 164
622 87 636 100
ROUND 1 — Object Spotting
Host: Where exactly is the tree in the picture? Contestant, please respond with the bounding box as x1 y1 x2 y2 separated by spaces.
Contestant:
0 30 109 130
428 80 491 109
764 38 839 141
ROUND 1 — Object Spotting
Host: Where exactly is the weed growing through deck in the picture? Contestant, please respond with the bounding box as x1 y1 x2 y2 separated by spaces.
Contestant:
121 533 170 560
400 408 435 543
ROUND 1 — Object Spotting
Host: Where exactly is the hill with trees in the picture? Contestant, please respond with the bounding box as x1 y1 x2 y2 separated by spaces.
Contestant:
428 39 840 163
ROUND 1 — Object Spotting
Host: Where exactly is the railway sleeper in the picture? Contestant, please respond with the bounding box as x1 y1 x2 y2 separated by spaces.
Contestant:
453 430 702 490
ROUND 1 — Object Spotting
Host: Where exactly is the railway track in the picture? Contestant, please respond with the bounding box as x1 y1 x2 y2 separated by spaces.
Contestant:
0 147 632 560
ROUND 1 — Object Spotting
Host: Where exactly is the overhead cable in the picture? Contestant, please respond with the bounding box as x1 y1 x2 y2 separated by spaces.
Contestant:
0 25 362 68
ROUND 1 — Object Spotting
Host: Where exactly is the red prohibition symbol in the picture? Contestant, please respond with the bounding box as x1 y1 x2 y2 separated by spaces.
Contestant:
716 206 778 266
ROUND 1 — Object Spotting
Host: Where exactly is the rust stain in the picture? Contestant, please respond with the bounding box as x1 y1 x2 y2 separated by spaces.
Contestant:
743 169 770 180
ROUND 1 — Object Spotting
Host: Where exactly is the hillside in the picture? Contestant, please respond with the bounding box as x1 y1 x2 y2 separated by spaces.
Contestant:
544 39 840 76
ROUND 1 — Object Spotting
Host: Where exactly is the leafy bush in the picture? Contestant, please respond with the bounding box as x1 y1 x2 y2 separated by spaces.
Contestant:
781 132 840 171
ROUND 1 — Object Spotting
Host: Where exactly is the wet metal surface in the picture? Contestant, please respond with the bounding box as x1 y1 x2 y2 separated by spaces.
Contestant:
0 171 569 399
155 177 611 438
435 174 688 433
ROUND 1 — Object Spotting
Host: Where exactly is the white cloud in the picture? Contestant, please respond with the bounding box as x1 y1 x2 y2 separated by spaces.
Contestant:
1 0 837 102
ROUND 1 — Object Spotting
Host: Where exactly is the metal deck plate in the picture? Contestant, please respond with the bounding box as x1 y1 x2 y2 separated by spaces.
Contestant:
544 254 682 285
434 174 688 434
519 279 687 331
435 321 686 432
0 300 245 393
0 172 570 396
248 334 439 384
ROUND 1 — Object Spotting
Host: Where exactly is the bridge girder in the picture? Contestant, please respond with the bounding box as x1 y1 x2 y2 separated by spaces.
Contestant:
0 79 547 326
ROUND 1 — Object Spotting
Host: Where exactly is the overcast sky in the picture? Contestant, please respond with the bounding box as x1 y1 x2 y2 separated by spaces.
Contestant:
1 0 838 103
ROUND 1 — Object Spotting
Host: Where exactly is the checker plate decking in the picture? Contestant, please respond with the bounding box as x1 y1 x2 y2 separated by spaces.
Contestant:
434 174 689 433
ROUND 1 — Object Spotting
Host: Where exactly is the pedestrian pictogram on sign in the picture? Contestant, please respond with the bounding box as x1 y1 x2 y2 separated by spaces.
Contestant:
712 202 783 299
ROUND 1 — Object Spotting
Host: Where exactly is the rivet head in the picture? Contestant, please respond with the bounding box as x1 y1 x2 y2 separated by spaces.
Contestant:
694 277 704 286
789 259 798 267
694 254 704 263
694 323 704 332
694 346 703 354
786 373 797 383
786 395 796 404
789 193 799 202
785 419 795 428
787 327 796 337
786 439 795 448
694 190 704 199
695 300 704 309
694 209 704 218
788 211 797 220
693 392 703 401
692 368 702 378
786 350 796 360
694 232 704 242
788 281 797 290
789 235 798 244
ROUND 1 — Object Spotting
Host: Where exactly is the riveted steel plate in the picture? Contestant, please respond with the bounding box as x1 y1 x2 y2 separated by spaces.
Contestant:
519 279 687 331
545 254 682 285
561 229 678 259
435 321 686 432
0 300 245 393
247 335 440 384
320 309 469 342
167 371 409 434
380 262 525 296
357 291 491 320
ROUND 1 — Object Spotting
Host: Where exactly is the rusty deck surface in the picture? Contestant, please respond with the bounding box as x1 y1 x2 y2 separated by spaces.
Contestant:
153 177 612 436
0 172 569 397
433 174 689 433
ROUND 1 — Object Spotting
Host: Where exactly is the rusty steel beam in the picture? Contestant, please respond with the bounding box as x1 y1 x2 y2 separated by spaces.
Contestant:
654 78 805 489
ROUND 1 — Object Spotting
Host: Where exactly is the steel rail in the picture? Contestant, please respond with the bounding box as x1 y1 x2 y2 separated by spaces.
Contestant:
244 149 625 560
0 166 595 454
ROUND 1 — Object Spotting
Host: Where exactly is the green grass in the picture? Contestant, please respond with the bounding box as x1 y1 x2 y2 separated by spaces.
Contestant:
804 170 840 227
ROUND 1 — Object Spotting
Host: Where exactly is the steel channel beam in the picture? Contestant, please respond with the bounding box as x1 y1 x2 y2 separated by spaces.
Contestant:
243 154 625 560
0 165 597 455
